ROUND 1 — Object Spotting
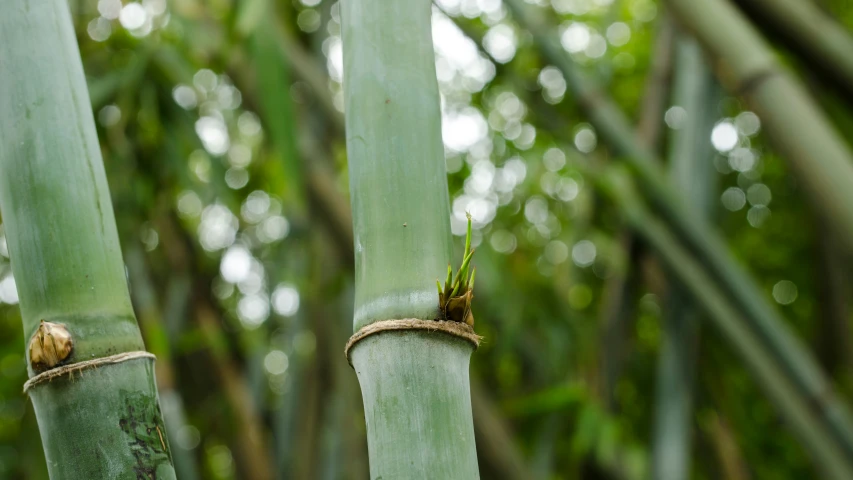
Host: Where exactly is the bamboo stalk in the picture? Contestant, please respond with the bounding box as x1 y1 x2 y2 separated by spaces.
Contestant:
502 0 853 461
0 1 175 477
341 0 479 476
471 380 532 480
195 292 275 480
704 413 751 480
636 15 676 152
502 0 655 163
666 0 853 255
126 246 201 480
157 207 276 480
651 36 718 480
734 0 853 104
248 12 306 208
813 219 852 377
600 14 675 412
596 169 853 479
252 66 531 476
171 10 529 474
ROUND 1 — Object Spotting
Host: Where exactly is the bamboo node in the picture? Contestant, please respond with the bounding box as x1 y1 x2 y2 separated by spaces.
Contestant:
344 319 482 365
735 67 780 96
23 351 155 393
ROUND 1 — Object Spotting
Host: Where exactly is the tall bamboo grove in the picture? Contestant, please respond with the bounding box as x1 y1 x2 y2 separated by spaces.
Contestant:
0 2 175 478
341 0 481 477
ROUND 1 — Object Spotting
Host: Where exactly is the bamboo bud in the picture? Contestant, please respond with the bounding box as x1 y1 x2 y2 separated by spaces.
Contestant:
29 320 73 372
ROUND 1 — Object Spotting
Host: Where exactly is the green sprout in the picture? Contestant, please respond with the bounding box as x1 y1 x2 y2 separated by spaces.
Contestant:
437 213 476 325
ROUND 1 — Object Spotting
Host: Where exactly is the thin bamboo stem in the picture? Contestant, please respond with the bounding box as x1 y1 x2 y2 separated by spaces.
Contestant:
705 413 751 480
651 36 718 480
600 13 675 412
126 246 201 480
636 15 676 152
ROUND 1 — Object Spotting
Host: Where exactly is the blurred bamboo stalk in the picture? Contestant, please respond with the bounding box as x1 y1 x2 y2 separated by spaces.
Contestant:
651 36 718 480
234 0 343 133
471 380 532 480
666 0 853 255
596 170 853 479
157 213 275 480
734 0 853 104
247 9 306 209
236 14 534 478
600 14 675 411
126 246 201 480
636 16 676 152
503 0 853 465
813 219 853 378
502 0 657 164
705 413 751 480
194 297 274 480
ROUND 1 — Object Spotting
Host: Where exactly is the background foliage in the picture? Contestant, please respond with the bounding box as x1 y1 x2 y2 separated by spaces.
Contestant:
2 0 853 478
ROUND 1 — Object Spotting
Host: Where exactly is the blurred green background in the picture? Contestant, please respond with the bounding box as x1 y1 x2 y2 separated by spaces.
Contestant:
2 0 853 478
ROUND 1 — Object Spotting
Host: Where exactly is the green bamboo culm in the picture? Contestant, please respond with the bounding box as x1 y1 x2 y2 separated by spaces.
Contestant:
734 0 853 103
341 0 480 477
343 0 453 329
0 2 175 478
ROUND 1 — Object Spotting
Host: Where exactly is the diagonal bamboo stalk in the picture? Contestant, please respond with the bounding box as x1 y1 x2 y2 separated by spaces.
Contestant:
733 0 853 105
665 0 853 255
501 0 853 462
596 169 853 480
704 412 751 480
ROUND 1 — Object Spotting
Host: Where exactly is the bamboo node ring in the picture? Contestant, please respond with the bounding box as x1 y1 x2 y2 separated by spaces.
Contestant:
23 351 155 393
344 319 482 365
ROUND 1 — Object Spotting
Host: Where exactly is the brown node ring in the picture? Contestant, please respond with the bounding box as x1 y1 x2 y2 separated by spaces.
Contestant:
344 318 482 366
23 351 156 393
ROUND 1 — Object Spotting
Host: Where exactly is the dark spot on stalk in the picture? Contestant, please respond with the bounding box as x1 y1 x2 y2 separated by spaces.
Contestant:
118 390 173 478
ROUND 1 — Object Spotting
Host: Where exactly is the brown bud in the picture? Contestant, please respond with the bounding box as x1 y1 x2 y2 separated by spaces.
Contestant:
29 321 73 372
445 289 474 325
